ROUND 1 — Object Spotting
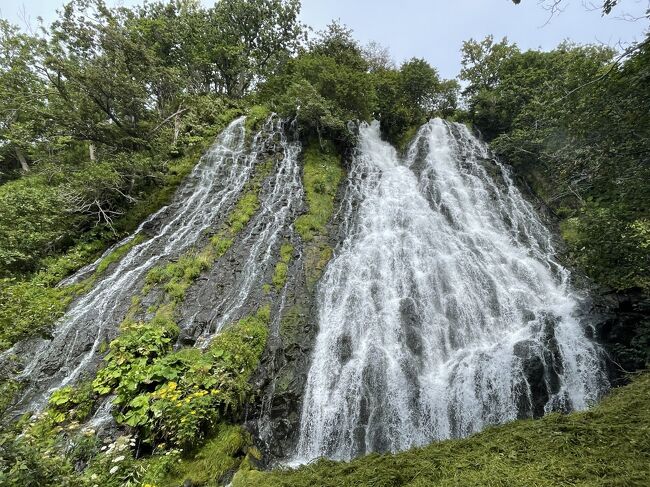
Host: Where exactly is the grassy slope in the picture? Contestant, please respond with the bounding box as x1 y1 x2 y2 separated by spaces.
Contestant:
234 373 650 487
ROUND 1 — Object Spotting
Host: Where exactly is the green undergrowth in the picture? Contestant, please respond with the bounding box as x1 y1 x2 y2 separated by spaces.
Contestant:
0 234 146 351
158 424 259 487
233 372 650 487
93 306 269 449
0 306 271 485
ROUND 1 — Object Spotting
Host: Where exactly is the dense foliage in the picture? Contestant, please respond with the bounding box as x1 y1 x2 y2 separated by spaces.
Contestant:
257 21 460 144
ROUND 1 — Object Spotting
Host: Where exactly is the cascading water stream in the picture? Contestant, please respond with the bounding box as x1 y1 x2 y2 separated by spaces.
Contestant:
192 118 304 345
294 119 607 463
5 116 264 411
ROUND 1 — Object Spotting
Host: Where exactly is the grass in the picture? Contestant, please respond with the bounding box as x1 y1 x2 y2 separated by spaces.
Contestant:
304 243 333 289
233 372 650 487
0 234 146 351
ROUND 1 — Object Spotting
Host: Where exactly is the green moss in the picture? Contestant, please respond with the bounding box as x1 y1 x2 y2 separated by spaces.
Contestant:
272 244 293 290
234 373 650 487
228 192 260 234
211 235 235 257
304 243 333 289
96 234 146 275
295 142 344 242
161 424 252 486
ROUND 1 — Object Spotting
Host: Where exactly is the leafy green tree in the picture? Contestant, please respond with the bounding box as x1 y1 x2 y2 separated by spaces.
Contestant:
0 21 49 177
208 0 305 97
400 58 459 120
43 0 157 149
460 36 519 98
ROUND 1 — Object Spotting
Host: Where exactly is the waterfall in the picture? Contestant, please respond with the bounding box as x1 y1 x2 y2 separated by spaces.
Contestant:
6 116 264 411
190 117 304 345
293 119 608 463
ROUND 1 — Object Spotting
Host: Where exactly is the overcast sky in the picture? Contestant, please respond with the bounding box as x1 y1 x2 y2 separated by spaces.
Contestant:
1 0 647 79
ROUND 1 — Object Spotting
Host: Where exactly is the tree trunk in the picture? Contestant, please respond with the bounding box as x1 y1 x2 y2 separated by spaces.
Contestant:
89 142 96 162
173 111 181 145
15 147 29 172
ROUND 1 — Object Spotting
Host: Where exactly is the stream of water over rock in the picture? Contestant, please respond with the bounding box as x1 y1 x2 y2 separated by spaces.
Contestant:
3 116 608 466
293 119 608 463
5 116 265 412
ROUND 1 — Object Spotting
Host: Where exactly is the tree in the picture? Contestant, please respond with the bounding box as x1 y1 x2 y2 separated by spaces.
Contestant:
42 0 157 149
363 41 395 72
400 58 459 119
0 21 48 176
208 0 305 97
460 36 519 98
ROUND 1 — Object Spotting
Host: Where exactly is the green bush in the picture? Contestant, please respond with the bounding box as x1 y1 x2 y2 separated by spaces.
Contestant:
0 176 72 276
93 307 269 449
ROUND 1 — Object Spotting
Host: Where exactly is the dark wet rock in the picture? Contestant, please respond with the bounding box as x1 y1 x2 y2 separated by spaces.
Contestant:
337 334 353 364
579 287 650 383
513 339 548 418
400 297 423 356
